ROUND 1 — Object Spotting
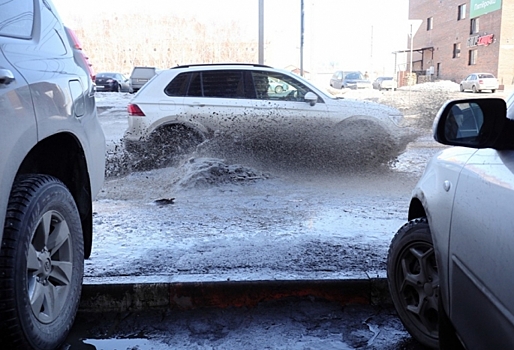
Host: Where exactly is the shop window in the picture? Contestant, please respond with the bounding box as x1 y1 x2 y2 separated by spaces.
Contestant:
470 18 479 34
468 49 478 65
458 4 466 20
453 43 461 58
427 17 433 30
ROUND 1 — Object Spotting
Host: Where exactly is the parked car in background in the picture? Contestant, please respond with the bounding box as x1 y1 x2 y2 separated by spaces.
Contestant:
459 73 499 93
372 76 397 91
387 94 514 349
0 0 105 349
129 66 159 92
95 72 132 92
123 63 407 169
330 70 372 89
268 77 289 93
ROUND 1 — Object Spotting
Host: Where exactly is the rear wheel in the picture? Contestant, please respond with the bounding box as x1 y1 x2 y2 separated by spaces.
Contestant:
275 85 284 93
472 85 478 93
491 89 496 93
387 218 439 349
131 125 204 171
0 175 84 349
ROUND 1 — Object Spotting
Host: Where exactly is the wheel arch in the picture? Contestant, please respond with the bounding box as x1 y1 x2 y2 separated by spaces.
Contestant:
407 197 427 221
17 132 94 258
149 121 208 142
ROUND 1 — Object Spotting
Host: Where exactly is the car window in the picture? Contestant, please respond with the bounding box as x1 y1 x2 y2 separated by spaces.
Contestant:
478 73 494 79
131 67 156 78
165 72 190 96
0 0 34 39
201 71 245 98
345 72 363 80
250 71 320 103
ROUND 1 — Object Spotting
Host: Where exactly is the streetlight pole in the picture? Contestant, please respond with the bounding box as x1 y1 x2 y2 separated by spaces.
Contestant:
300 0 304 76
258 0 264 64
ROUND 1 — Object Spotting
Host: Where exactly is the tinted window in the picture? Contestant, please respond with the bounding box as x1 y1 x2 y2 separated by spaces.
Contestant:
165 73 190 96
201 71 244 98
0 0 34 38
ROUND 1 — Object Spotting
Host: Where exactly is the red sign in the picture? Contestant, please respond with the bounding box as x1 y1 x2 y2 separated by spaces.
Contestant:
477 34 494 46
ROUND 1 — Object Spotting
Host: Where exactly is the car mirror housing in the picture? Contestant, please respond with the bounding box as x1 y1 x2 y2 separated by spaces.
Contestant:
433 98 514 150
304 92 318 106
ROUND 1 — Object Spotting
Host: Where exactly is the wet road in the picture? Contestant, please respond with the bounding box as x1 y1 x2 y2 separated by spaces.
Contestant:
65 297 427 349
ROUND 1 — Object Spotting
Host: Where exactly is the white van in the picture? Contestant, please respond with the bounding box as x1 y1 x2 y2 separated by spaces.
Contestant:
129 66 159 92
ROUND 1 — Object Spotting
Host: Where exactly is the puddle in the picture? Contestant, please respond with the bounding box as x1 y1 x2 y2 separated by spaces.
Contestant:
66 337 170 349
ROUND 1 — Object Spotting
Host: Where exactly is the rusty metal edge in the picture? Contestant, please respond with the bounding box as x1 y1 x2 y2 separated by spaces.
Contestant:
79 278 391 312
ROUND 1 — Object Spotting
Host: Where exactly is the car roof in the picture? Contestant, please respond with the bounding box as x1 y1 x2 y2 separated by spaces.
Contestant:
172 63 272 70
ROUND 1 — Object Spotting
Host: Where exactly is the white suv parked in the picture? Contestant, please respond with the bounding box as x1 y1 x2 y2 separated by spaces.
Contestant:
124 63 407 168
0 1 105 348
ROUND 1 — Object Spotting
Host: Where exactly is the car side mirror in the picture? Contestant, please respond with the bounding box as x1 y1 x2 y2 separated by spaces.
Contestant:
433 98 514 149
304 92 318 106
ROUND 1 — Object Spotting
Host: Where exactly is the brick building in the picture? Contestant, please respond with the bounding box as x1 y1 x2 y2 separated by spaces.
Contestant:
406 0 514 88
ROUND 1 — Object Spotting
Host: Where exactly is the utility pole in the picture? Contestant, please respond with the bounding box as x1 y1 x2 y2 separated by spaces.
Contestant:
258 0 264 64
300 0 304 76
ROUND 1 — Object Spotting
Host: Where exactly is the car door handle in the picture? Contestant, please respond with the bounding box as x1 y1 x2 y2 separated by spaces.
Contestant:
189 102 206 107
0 68 15 85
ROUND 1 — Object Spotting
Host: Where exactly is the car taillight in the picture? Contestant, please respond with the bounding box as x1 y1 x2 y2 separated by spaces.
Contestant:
128 104 145 116
479 79 484 84
65 27 95 81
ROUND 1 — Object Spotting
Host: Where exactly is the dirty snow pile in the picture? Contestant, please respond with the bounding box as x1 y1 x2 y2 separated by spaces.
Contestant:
171 157 271 189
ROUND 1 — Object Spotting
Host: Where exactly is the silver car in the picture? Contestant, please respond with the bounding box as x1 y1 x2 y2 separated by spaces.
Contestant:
387 93 514 348
0 1 105 348
459 73 499 93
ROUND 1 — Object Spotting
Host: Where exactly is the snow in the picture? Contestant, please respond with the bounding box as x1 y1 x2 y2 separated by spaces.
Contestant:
87 83 453 284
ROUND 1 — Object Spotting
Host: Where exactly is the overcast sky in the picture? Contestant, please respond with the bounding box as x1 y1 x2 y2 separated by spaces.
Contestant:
52 0 410 75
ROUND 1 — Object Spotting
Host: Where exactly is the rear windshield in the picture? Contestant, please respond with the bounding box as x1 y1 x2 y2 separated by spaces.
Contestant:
131 68 156 78
478 74 495 79
97 73 116 78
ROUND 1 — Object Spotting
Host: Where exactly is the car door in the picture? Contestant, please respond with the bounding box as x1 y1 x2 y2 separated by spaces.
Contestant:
182 69 256 138
448 148 514 348
0 1 39 230
245 70 329 153
465 74 476 90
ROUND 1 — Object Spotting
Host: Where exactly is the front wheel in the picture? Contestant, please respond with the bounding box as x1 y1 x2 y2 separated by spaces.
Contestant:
387 217 439 349
0 175 84 349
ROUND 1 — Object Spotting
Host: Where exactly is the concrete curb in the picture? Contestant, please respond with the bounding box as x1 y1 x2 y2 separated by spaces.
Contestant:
79 278 391 312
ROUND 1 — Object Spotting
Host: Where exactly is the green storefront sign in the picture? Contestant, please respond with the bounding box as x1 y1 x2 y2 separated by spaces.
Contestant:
470 0 502 18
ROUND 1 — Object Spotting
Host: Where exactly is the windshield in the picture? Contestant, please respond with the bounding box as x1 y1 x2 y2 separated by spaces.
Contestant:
97 73 116 78
345 72 363 80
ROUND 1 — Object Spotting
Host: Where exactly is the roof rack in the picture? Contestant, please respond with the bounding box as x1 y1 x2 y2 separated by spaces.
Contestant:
171 63 272 69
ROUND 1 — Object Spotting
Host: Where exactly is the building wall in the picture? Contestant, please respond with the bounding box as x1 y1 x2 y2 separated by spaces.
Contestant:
409 0 505 84
498 0 514 86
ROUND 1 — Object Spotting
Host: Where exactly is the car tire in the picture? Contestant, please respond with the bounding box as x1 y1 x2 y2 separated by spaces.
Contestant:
472 85 477 93
275 85 283 94
491 89 496 93
116 83 121 92
0 175 84 349
387 217 439 349
459 84 464 92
